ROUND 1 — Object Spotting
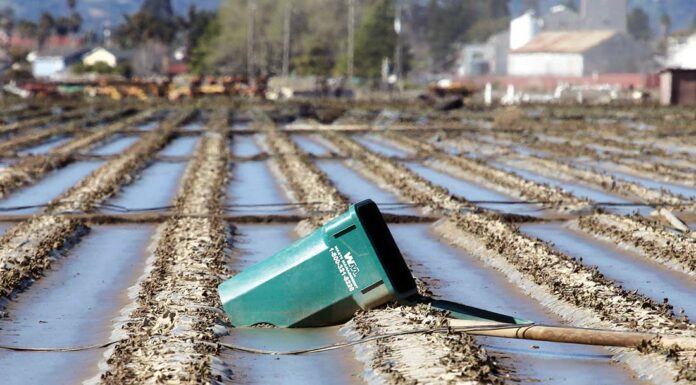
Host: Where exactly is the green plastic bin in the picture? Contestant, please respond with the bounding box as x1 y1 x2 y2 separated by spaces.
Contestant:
218 199 530 327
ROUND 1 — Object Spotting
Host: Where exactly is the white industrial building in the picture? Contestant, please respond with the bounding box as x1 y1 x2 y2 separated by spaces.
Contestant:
82 46 132 68
456 30 509 76
508 30 651 76
455 0 633 78
663 33 696 69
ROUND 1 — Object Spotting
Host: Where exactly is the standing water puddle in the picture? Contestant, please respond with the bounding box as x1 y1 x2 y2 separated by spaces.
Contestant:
292 135 331 156
227 161 297 215
182 121 204 131
0 222 13 234
135 120 160 131
18 136 72 155
0 161 103 215
221 225 360 385
353 135 412 158
159 136 199 157
390 224 643 385
493 161 651 215
317 160 418 215
232 135 263 158
521 223 696 319
89 135 140 156
231 120 251 130
0 225 154 385
406 162 541 216
102 162 187 211
578 162 696 199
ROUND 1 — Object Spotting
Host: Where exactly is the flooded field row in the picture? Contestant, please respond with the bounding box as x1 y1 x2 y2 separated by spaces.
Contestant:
0 103 692 385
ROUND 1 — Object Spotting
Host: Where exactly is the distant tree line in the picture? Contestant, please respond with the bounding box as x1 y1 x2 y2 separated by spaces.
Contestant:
0 0 82 48
191 0 510 79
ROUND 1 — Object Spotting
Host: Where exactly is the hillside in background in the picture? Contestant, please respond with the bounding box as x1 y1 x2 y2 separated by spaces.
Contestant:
0 0 220 31
2 0 693 35
510 0 695 33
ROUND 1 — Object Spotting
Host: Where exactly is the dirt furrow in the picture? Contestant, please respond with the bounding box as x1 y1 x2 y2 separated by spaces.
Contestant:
97 111 230 384
0 110 155 198
575 213 696 276
0 104 54 123
384 131 694 278
505 154 693 209
0 104 104 137
500 132 696 185
0 109 193 302
285 132 508 384
323 132 466 214
381 131 590 212
263 125 348 222
344 305 504 385
0 108 133 155
325 133 695 384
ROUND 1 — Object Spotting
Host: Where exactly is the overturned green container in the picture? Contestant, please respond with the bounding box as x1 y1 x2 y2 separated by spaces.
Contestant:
219 199 529 327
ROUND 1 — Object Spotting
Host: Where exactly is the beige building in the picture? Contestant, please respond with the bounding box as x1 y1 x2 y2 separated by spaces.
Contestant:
508 30 651 76
82 47 131 67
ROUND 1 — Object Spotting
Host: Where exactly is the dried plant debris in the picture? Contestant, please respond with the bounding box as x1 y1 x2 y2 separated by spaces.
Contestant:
0 110 192 303
98 122 231 384
345 305 505 385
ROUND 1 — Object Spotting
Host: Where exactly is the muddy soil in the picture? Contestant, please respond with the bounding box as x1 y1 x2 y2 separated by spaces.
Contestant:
0 110 193 305
0 110 156 199
0 226 154 385
381 131 589 213
322 130 695 383
97 110 232 384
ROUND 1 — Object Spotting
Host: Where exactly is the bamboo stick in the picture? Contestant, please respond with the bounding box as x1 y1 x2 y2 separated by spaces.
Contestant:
448 319 696 350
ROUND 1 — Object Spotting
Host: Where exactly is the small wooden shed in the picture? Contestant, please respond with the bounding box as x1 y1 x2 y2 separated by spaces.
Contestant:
660 68 696 106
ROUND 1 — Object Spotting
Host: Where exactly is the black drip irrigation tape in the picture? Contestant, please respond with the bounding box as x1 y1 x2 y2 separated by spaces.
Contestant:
0 200 681 215
0 324 526 355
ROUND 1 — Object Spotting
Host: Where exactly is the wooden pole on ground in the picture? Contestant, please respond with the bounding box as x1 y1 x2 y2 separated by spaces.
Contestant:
449 319 696 350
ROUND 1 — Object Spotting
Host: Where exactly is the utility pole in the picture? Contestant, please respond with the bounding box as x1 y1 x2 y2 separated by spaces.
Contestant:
247 0 256 84
347 0 355 85
394 0 403 93
282 1 292 78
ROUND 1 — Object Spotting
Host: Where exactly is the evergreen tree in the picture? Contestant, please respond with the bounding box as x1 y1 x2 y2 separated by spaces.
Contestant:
38 12 54 47
353 0 396 79
140 0 174 19
628 7 652 41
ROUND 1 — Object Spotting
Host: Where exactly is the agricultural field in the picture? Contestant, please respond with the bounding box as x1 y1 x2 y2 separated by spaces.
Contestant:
0 98 693 384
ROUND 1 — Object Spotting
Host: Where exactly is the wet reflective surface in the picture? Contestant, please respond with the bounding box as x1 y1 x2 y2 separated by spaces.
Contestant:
89 135 140 156
494 161 651 215
521 223 696 319
182 121 204 131
135 120 160 131
104 162 187 211
391 224 643 385
353 135 412 158
226 161 297 214
292 135 330 156
0 161 103 214
592 166 696 199
406 162 541 216
317 160 418 215
221 225 360 385
18 136 72 155
0 225 154 385
231 135 263 158
159 137 199 157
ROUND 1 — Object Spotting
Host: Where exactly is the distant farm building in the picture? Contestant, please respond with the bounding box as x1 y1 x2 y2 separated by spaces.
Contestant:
660 68 696 106
508 30 651 76
82 47 133 68
664 33 696 70
31 47 89 79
